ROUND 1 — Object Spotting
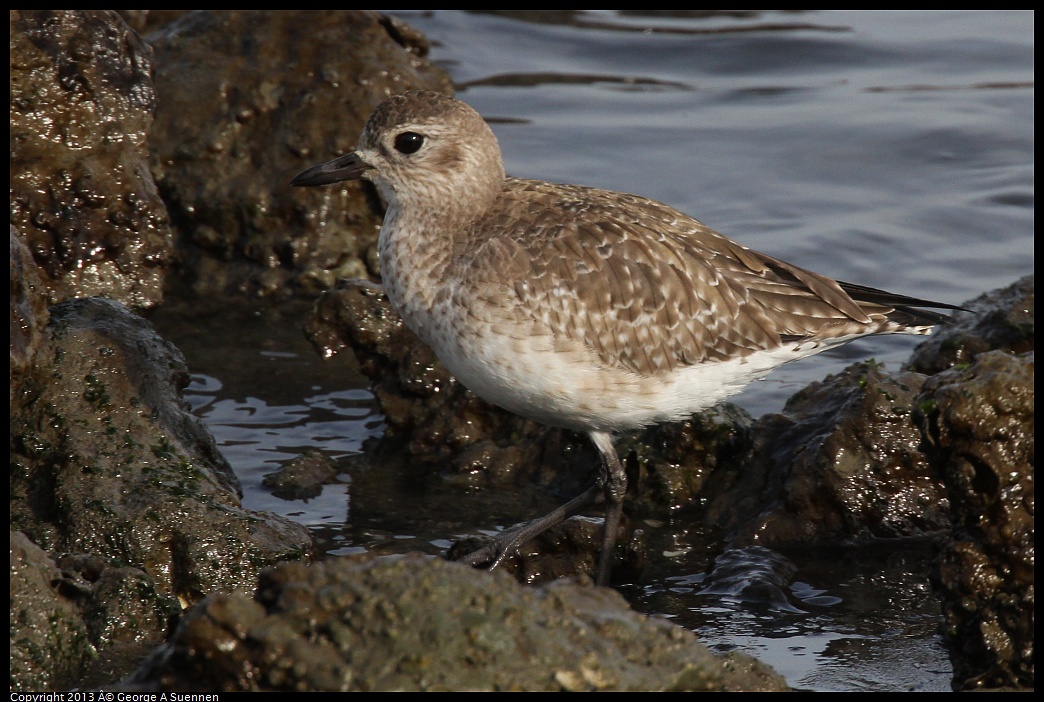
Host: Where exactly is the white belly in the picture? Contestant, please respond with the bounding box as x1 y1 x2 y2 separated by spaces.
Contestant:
425 315 824 434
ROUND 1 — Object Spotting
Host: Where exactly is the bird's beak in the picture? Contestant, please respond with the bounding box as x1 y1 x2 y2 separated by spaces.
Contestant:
290 151 373 187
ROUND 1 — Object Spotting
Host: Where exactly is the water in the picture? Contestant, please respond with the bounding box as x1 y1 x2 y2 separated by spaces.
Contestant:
151 10 1032 691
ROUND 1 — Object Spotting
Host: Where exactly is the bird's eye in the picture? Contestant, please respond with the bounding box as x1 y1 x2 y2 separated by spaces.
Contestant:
394 132 425 155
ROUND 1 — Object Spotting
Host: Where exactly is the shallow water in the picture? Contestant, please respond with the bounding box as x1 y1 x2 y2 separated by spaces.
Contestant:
151 10 1032 691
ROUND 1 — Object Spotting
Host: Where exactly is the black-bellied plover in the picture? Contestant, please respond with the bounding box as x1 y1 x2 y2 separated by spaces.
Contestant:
292 90 962 586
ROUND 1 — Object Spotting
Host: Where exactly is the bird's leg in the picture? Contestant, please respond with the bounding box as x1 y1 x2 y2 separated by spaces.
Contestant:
453 481 602 571
590 431 625 587
454 432 626 585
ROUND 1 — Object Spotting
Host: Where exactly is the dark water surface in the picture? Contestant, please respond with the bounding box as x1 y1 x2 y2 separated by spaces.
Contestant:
151 11 1032 691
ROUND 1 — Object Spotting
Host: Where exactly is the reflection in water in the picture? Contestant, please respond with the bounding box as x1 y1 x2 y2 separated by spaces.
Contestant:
634 543 949 691
182 372 383 525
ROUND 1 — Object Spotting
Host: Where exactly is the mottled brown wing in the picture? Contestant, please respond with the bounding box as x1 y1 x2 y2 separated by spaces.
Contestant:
464 179 889 377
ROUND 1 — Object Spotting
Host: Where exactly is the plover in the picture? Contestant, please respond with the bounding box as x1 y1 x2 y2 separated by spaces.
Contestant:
292 90 962 586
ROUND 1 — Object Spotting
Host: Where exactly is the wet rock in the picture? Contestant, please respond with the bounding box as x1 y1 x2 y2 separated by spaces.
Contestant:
145 10 453 297
916 350 1033 690
11 297 314 596
698 546 804 613
907 274 1033 374
54 554 180 648
619 404 754 517
43 551 184 690
10 10 173 309
262 449 343 501
10 227 50 374
10 531 94 691
121 554 789 691
701 361 950 544
10 297 315 685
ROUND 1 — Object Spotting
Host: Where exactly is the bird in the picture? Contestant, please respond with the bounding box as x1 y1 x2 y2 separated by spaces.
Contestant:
291 90 962 587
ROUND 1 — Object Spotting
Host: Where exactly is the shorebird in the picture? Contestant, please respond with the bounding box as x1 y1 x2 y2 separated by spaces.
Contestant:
292 90 961 586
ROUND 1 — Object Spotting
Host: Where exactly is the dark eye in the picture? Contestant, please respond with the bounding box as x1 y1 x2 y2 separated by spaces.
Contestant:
394 131 425 154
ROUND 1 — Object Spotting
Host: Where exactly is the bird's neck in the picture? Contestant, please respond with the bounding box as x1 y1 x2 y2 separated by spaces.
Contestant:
376 203 463 340
375 163 506 336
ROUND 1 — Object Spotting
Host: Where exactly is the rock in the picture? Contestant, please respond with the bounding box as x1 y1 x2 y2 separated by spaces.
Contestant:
701 361 950 544
916 350 1034 690
121 554 789 692
10 298 315 686
10 531 94 691
907 274 1033 374
11 297 314 597
262 449 343 501
10 227 50 374
145 10 453 297
10 10 173 309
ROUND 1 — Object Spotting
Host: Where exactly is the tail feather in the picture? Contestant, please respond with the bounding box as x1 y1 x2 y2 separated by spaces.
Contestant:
837 280 967 327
